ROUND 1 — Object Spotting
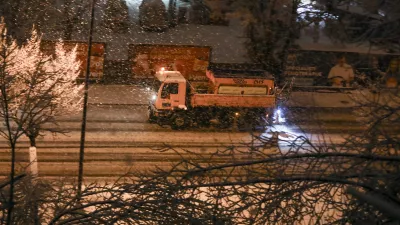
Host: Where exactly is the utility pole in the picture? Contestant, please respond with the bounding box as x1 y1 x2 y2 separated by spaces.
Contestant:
78 0 96 200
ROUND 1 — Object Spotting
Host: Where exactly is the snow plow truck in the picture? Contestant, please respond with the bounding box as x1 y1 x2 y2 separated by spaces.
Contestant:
147 68 277 130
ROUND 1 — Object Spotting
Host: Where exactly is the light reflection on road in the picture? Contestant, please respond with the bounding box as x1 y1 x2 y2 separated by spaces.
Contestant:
260 122 349 153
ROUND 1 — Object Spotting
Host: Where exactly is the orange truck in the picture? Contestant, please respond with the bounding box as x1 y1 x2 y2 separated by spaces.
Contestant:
147 68 276 129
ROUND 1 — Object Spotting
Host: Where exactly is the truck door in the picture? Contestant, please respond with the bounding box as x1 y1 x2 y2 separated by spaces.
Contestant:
159 82 184 109
168 83 181 108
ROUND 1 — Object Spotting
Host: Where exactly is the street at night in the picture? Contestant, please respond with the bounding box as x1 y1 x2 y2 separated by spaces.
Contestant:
0 85 390 180
1 0 400 223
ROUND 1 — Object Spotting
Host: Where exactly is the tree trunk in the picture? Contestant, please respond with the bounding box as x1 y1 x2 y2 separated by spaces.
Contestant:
27 136 40 224
279 0 300 85
1 72 17 224
168 0 177 27
28 136 38 177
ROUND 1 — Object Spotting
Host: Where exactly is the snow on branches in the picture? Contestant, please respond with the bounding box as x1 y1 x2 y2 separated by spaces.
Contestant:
0 19 83 137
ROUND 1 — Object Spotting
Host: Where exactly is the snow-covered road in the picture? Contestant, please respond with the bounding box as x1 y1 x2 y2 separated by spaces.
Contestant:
1 84 396 180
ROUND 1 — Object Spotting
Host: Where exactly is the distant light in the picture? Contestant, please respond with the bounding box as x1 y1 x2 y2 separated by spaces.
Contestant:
160 67 165 72
235 112 240 116
152 94 157 100
146 87 150 91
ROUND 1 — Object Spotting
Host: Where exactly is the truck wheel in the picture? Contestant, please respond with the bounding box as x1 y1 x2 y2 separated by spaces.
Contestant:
147 107 156 123
171 114 187 130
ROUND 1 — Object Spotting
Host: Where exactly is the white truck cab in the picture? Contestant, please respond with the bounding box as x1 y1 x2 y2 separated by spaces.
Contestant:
153 70 187 111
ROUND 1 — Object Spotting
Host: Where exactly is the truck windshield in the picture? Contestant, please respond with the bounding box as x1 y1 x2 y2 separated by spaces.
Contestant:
161 83 179 98
150 80 162 92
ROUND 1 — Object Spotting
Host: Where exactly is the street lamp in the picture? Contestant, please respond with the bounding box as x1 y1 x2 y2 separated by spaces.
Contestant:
78 0 96 199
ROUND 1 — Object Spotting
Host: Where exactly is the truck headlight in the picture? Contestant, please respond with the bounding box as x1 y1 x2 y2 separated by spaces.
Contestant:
275 109 281 116
274 108 286 123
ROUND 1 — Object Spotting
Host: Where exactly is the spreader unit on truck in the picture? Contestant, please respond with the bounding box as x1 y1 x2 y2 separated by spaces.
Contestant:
147 68 276 130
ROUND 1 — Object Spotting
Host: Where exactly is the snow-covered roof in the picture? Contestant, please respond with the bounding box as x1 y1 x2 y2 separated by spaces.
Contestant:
43 4 249 64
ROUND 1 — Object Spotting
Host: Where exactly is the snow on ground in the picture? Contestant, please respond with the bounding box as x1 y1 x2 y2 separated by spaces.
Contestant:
286 88 400 108
286 89 358 108
297 27 388 54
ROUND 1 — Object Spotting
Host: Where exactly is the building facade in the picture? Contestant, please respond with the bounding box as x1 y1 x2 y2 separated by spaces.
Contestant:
42 0 399 86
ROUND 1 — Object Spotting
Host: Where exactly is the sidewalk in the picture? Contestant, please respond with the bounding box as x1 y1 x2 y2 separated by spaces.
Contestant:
0 129 349 148
0 130 262 147
286 88 400 108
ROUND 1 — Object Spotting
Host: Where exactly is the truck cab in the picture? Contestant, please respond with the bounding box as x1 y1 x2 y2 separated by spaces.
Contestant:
148 71 188 123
